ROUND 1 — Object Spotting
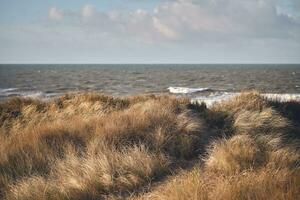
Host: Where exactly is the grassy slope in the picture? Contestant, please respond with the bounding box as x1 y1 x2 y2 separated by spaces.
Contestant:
0 92 299 200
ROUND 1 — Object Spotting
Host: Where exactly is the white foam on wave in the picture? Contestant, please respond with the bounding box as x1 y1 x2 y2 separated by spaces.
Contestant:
0 88 60 99
261 93 300 102
191 92 238 107
168 87 210 94
21 91 61 99
0 88 18 93
191 92 300 107
22 91 47 98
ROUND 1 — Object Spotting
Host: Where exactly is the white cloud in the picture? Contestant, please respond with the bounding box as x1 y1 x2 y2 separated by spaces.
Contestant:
152 17 180 40
81 4 96 19
1 1 300 63
134 9 148 18
48 7 64 21
152 0 300 41
279 0 300 20
45 1 300 42
43 1 300 45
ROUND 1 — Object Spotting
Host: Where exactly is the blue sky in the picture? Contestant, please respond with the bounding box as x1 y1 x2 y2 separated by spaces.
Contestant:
0 0 299 63
0 0 161 24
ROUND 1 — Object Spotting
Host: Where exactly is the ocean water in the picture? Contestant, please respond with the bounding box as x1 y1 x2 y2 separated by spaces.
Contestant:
1 64 300 105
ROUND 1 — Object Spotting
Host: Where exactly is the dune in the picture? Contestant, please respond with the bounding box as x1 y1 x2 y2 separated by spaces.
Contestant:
0 91 299 200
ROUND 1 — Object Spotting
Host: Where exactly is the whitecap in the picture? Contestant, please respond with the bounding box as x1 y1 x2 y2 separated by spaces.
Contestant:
168 87 210 94
0 88 61 100
0 88 18 93
192 92 300 107
191 92 239 107
21 91 46 98
21 91 61 99
261 93 300 102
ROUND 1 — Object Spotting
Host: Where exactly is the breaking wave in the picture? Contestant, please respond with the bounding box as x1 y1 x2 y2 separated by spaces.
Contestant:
190 92 300 107
168 87 210 94
0 88 59 99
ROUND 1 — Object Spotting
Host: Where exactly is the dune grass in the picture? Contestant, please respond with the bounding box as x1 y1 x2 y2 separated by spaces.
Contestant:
0 91 299 199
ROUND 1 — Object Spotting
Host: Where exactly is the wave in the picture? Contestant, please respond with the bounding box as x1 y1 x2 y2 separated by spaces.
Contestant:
1 87 300 106
21 91 48 98
168 87 210 94
0 88 60 99
191 92 238 107
0 88 18 93
191 92 300 107
22 92 60 99
261 93 300 102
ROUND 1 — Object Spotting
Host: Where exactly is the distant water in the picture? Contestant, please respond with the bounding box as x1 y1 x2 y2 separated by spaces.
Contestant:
1 64 300 104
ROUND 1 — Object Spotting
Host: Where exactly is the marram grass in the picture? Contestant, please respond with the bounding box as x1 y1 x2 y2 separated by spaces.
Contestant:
0 92 299 200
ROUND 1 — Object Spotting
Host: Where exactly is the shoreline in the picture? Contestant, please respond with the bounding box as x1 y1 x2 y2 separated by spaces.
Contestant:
2 89 300 107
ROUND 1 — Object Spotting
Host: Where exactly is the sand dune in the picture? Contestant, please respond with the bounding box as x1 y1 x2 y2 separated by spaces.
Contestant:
0 91 299 200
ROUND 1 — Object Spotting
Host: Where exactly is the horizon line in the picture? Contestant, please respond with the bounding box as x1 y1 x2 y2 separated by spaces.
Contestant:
1 63 300 65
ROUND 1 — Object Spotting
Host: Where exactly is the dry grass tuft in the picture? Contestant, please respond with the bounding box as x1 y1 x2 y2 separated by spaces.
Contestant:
90 99 206 159
210 168 300 200
134 167 300 200
205 135 266 174
212 91 268 114
6 145 169 200
233 108 290 136
133 167 208 200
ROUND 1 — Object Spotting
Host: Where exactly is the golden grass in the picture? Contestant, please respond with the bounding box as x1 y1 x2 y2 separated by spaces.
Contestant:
6 145 169 200
134 167 300 200
0 91 299 200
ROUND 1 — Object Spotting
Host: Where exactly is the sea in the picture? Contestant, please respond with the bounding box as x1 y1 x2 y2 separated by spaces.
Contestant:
1 64 300 106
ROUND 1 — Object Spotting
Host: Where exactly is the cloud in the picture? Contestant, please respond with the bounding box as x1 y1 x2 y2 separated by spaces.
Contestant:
278 0 300 20
81 4 96 19
1 0 300 63
48 7 64 21
152 17 180 40
44 1 300 43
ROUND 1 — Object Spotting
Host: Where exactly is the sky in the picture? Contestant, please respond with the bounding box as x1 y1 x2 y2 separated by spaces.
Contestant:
0 0 299 64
